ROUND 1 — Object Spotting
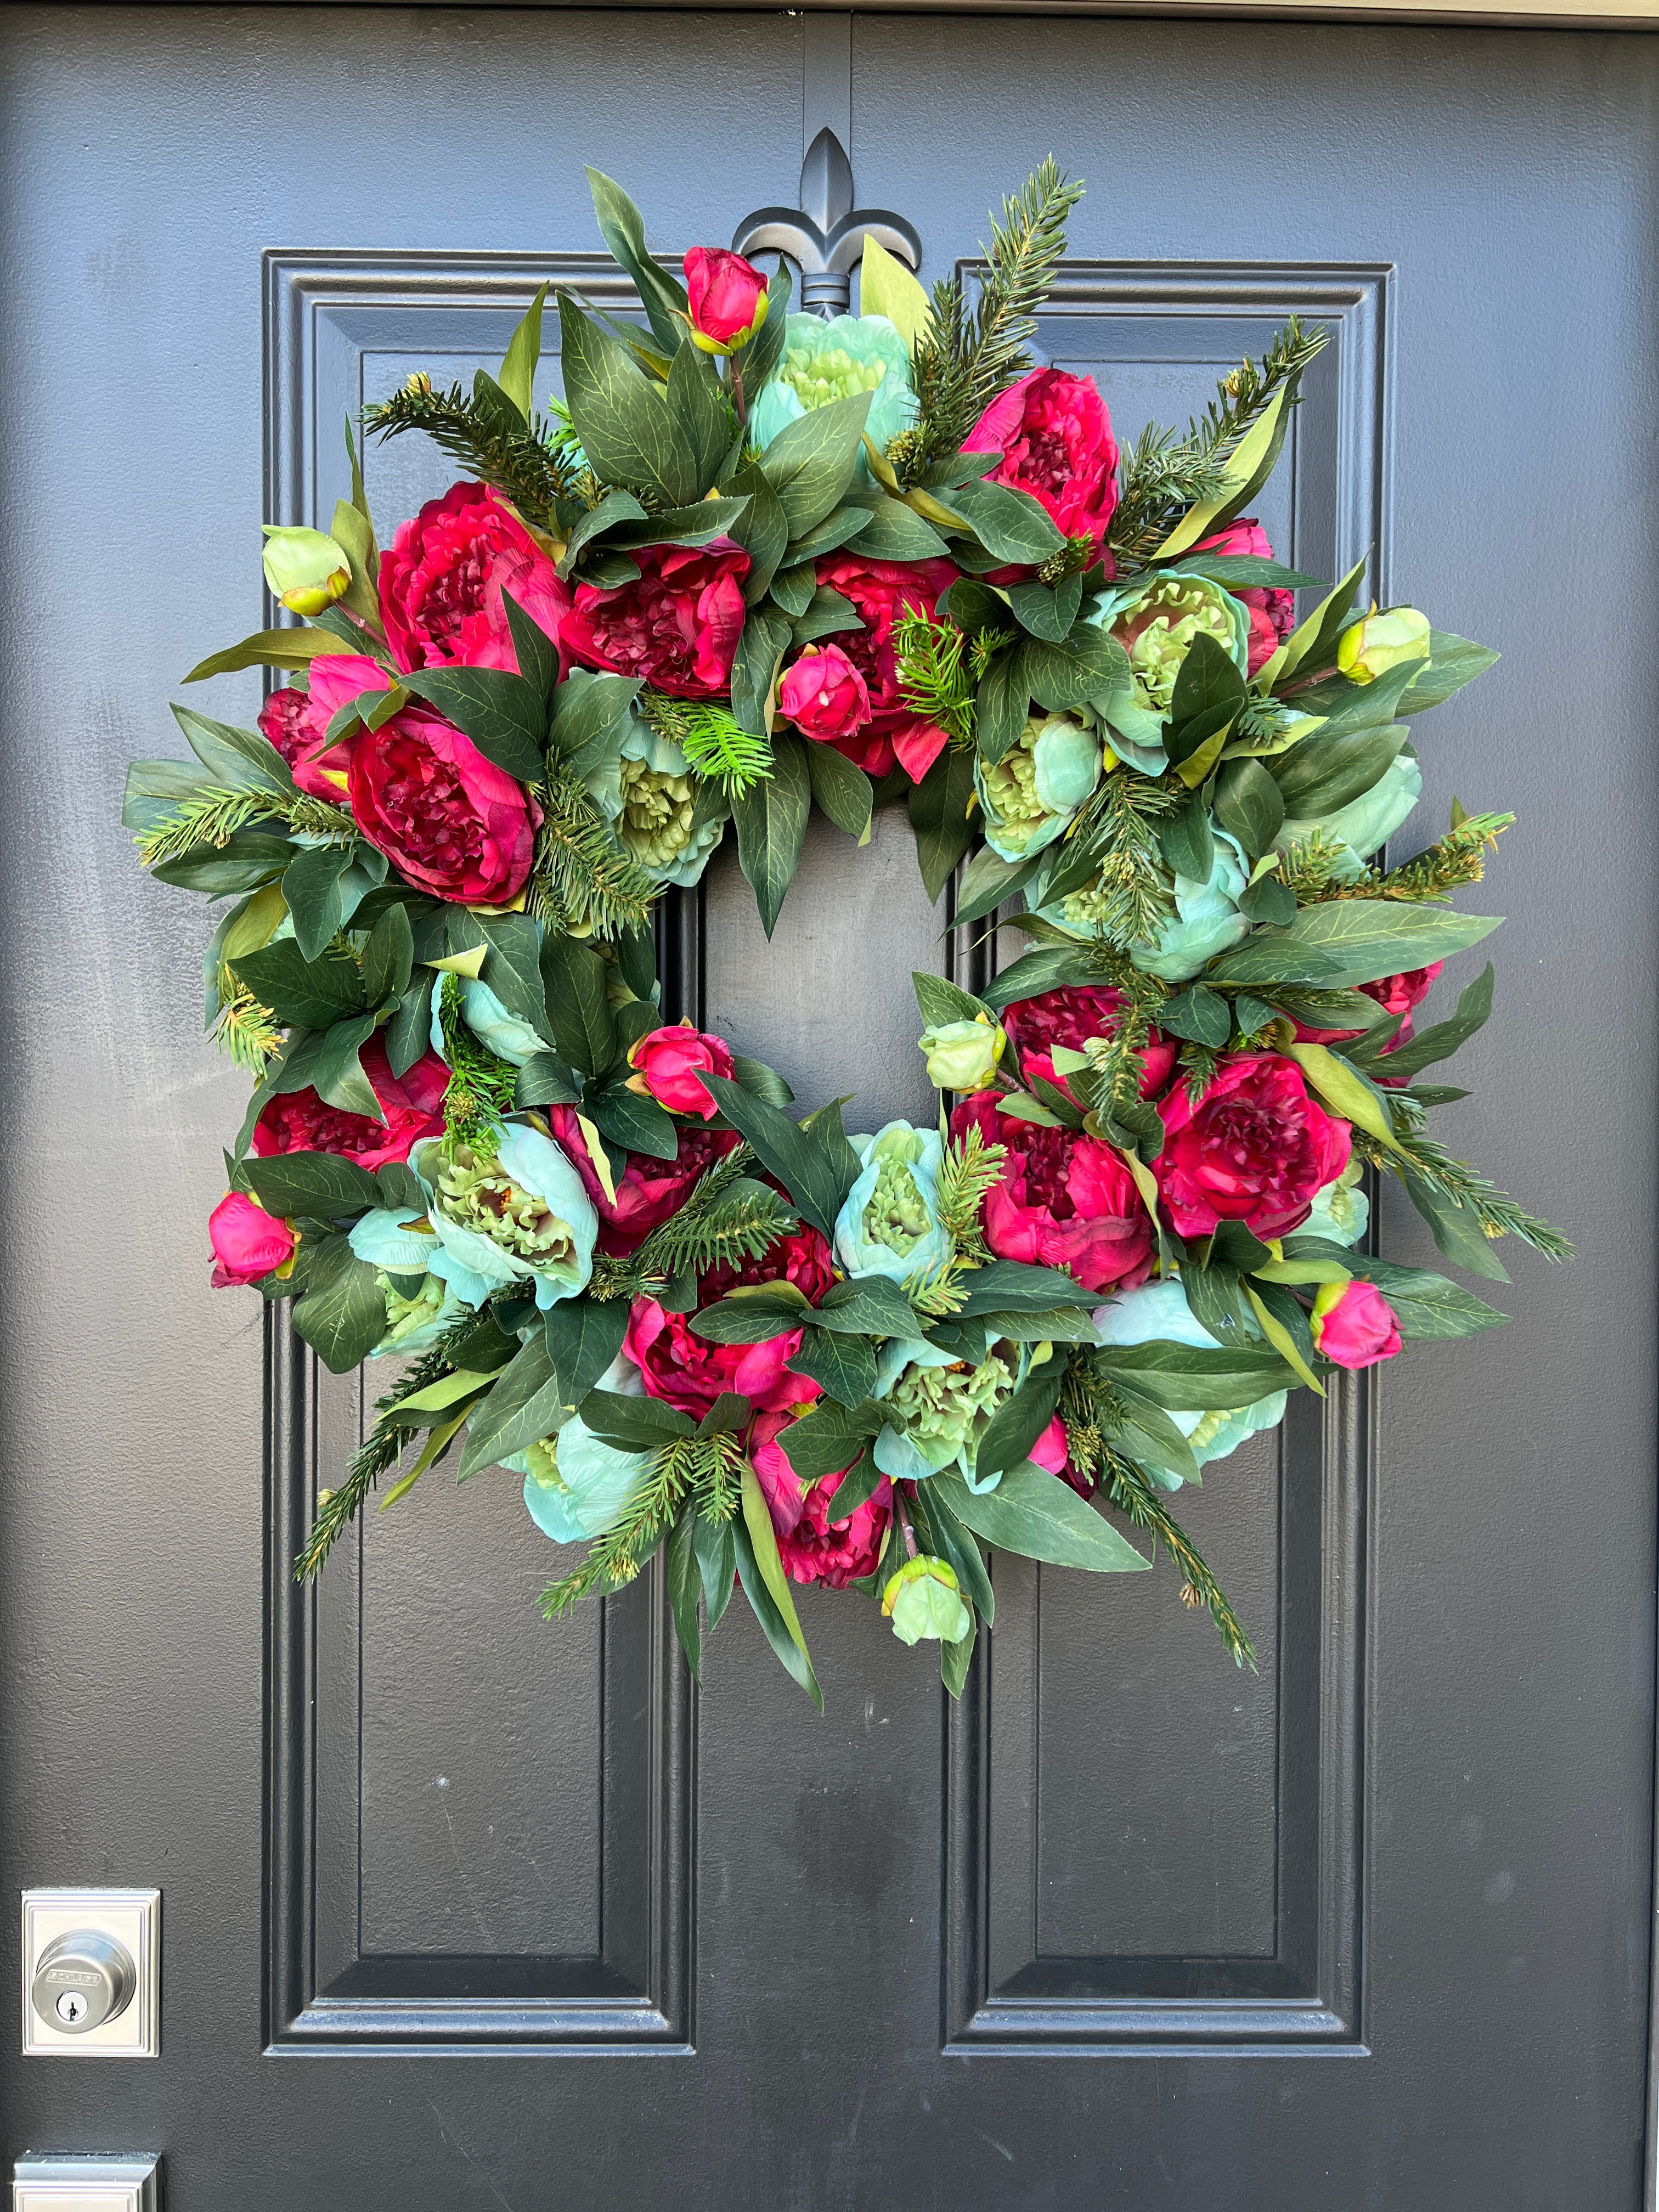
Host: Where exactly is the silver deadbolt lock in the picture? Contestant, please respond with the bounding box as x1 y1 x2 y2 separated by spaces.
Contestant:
30 1930 136 2036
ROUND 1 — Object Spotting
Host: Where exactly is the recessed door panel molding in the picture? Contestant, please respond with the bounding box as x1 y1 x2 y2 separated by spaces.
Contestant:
943 257 1386 2054
262 255 692 2052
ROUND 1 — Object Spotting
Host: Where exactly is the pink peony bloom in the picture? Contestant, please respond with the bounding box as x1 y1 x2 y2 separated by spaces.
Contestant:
1195 517 1295 676
347 692 540 906
208 1191 296 1289
951 1092 1154 1294
778 644 871 743
1002 985 1178 1102
810 552 960 781
546 1109 738 1257
966 367 1120 553
1155 1053 1351 1241
750 1406 892 1586
623 1223 835 1420
1312 1279 1403 1370
683 247 769 349
252 1035 448 1172
628 1022 736 1121
561 540 749 699
258 652 387 800
377 481 569 674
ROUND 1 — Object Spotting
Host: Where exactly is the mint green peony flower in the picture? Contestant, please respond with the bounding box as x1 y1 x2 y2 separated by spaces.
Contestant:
833 1122 952 1284
974 712 1102 863
415 1121 597 1312
1036 827 1251 983
1277 747 1423 875
507 1350 648 1542
347 1206 467 1355
874 1343 1018 1491
428 969 544 1069
1092 1277 1287 1484
1080 571 1252 774
748 313 917 478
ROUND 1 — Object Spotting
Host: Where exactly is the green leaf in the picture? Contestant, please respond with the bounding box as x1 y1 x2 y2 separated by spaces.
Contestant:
290 1238 390 1373
789 585 864 649
362 902 414 1011
539 931 617 1077
665 1510 703 1679
1023 627 1133 714
584 167 690 356
558 291 701 506
515 1051 583 1109
973 1359 1066 1487
791 1329 878 1406
399 667 546 783
541 1297 629 1409
845 496 951 563
1167 633 1247 761
498 280 548 421
803 740 872 842
1091 1339 1299 1409
740 259 792 402
942 479 1066 565
934 1463 1150 1574
783 506 873 565
909 744 978 904
1158 985 1233 1047
731 1053 795 1107
1272 721 1408 821
956 1259 1085 1314
458 1336 569 1477
730 606 792 738
973 649 1032 766
941 1612 977 1699
732 726 810 936
767 561 817 619
954 845 1039 930
858 232 932 346
1156 384 1291 557
1237 875 1297 926
778 1398 883 1479
701 1073 855 1243
666 340 735 496
172 704 296 798
732 1509 823 1709
308 1011 380 1117
912 972 994 1028
1398 1167 1510 1282
501 589 560 699
546 668 642 771
730 462 790 607
813 1276 919 1338
1111 1391 1204 1487
739 1461 823 1709
1398 631 1500 715
182 629 339 683
1212 755 1285 858
980 944 1098 1009
242 1148 380 1220
1354 963 1491 1080
1280 1040 1404 1155
1178 554 1324 590
281 843 372 963
693 1511 737 1627
578 1389 695 1452
922 1489 995 1628
1241 1281 1324 1395
1207 900 1503 990
585 1079 679 1161
232 939 365 1031
758 388 873 538
475 912 551 1040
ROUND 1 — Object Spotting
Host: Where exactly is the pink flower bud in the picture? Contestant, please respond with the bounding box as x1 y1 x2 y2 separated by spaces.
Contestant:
1311 1279 1403 1370
778 644 872 743
208 1191 296 1289
682 247 770 353
627 1020 736 1121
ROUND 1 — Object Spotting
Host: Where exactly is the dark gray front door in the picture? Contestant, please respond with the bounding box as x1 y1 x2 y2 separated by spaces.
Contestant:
2 7 1652 2205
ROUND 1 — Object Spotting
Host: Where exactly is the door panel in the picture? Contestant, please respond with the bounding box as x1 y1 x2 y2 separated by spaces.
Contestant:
1 8 1654 2208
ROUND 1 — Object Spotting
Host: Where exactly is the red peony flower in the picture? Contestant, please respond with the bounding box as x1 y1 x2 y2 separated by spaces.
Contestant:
627 1021 736 1121
377 481 569 675
623 1223 835 1419
682 247 769 351
810 552 960 781
561 540 749 699
253 1035 449 1172
966 368 1120 554
777 644 871 743
750 1407 893 1587
258 652 385 800
1195 517 1295 676
1312 1279 1403 1370
208 1191 296 1288
951 1093 1154 1293
1155 1052 1351 1240
546 1108 738 1257
347 693 541 906
1002 985 1178 1102
1290 964 1444 1064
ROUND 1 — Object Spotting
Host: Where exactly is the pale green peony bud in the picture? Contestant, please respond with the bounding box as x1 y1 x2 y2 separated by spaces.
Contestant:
261 524 352 616
918 1013 1005 1093
1336 606 1431 684
881 1554 972 1646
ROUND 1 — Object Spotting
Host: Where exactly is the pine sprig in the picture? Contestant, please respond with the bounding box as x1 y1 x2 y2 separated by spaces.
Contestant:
1077 953 1171 1113
296 1319 482 1583
1314 812 1514 904
437 973 519 1163
1107 317 1330 568
1065 770 1182 949
211 984 283 1074
934 1122 1006 1260
538 1430 744 1616
640 691 773 795
364 373 577 529
893 616 1014 750
1354 1127 1573 1259
587 1144 799 1300
893 160 1082 483
136 786 354 868
1102 1446 1256 1669
527 765 659 935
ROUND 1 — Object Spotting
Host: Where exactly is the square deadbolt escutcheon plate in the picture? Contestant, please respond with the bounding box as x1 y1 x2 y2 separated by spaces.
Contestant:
20 1891 160 2059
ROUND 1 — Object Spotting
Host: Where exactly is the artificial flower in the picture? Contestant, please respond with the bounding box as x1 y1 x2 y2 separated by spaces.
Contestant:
966 367 1119 553
1311 1278 1403 1369
975 712 1102 862
627 1020 735 1120
1082 569 1252 774
376 480 568 674
545 1105 738 1256
416 1121 598 1310
751 1409 894 1587
624 1222 835 1419
809 551 958 780
951 1091 1154 1292
208 1191 295 1288
1001 985 1177 1101
874 1342 1018 1488
348 689 541 905
918 1014 1006 1093
1093 1276 1289 1480
1195 516 1296 675
777 644 871 744
748 313 917 470
253 1035 449 1170
683 247 769 352
261 524 351 617
1336 606 1431 684
1155 1052 1351 1240
882 1554 972 1645
561 539 749 699
833 1121 951 1283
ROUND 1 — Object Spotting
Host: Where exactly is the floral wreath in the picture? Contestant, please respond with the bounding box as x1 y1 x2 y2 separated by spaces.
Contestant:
127 165 1567 1701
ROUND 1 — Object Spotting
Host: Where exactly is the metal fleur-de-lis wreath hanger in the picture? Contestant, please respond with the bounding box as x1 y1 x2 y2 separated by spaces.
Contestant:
731 128 922 319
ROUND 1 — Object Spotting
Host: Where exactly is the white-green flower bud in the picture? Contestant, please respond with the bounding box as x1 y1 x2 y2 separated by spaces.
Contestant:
261 524 352 617
1336 606 1431 684
917 1014 1005 1093
881 1554 972 1645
